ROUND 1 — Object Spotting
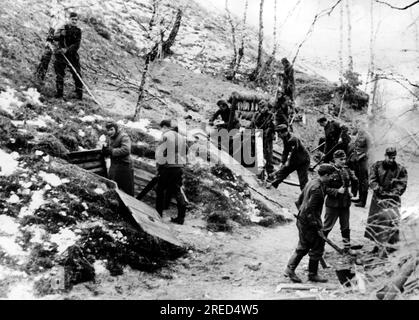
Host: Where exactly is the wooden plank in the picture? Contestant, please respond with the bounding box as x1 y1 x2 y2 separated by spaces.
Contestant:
132 158 157 174
115 189 182 247
134 169 155 182
77 160 104 170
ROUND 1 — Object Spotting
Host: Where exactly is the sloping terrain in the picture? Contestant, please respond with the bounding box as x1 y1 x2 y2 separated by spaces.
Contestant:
3 0 416 301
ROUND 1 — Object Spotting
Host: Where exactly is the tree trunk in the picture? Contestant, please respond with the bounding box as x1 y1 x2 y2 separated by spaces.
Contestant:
251 0 265 80
272 0 278 56
148 9 183 62
225 0 238 76
346 0 353 72
134 55 151 120
339 1 344 83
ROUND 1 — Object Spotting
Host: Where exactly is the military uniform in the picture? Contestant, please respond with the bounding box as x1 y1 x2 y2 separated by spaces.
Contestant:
365 160 407 245
107 130 134 196
273 95 289 126
53 24 83 98
282 63 295 101
349 129 372 206
323 120 346 163
155 129 188 224
251 110 275 174
323 164 358 248
209 106 240 130
271 133 310 190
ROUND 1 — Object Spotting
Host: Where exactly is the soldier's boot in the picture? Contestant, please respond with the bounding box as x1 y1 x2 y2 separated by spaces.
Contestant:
283 252 304 283
171 205 186 225
308 259 328 283
342 230 351 253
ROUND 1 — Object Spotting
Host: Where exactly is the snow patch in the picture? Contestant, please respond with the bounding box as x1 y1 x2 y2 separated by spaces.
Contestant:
50 229 79 254
119 119 162 140
7 282 35 300
7 194 20 204
23 88 43 106
19 188 46 217
39 171 62 187
0 87 23 115
0 236 27 257
93 260 108 275
0 149 19 176
0 215 20 235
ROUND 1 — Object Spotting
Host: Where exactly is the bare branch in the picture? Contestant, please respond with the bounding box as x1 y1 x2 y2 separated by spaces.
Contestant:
292 0 343 65
374 0 419 10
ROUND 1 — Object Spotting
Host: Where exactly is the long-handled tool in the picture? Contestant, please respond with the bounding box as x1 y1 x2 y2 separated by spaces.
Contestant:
310 142 325 154
60 52 102 106
308 141 341 172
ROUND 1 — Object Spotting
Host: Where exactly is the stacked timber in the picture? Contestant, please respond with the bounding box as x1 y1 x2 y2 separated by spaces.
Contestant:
67 149 107 177
228 91 273 121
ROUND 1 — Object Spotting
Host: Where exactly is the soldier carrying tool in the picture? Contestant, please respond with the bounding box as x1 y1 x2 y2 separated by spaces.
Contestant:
52 12 83 99
317 116 350 163
283 164 337 283
267 124 310 190
279 57 295 102
365 147 408 255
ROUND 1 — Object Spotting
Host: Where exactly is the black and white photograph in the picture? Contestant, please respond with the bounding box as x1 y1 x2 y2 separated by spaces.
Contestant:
0 0 419 305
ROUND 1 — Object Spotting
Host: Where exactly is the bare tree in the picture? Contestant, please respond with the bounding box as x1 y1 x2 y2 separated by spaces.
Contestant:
345 0 353 72
225 0 249 81
339 0 344 83
133 5 183 119
292 0 343 65
272 0 278 57
250 0 265 80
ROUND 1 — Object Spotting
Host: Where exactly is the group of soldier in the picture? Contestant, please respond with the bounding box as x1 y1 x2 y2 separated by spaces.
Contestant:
209 61 408 283
37 13 409 284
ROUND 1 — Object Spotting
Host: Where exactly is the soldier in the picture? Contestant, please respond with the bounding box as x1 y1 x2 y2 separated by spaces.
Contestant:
272 93 289 126
53 12 83 99
102 122 134 196
250 100 275 175
209 100 240 130
365 147 408 253
284 164 337 283
323 150 358 252
317 116 348 163
280 57 295 101
268 124 310 190
155 120 188 224
349 126 372 208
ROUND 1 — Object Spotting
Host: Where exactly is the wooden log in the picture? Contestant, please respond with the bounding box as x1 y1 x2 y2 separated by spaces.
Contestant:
132 158 157 174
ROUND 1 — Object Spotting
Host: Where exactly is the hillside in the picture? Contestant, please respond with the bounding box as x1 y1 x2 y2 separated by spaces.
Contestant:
4 0 417 302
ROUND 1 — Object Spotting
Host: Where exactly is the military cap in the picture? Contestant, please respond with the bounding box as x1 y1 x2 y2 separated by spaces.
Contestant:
276 124 288 133
159 119 172 128
69 12 78 18
317 164 337 176
333 150 346 159
317 116 328 123
216 100 229 108
385 147 397 157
